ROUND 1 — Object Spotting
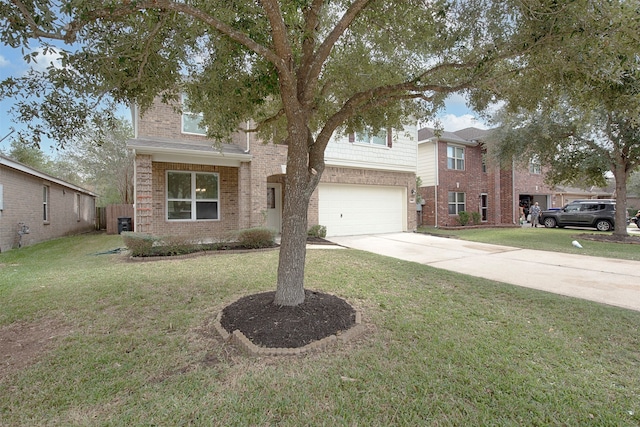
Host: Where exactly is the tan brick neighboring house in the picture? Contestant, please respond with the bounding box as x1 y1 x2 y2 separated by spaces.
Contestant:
127 97 417 238
417 127 560 227
0 155 97 252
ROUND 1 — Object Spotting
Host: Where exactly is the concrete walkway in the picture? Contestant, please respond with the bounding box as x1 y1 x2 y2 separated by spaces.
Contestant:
328 232 640 312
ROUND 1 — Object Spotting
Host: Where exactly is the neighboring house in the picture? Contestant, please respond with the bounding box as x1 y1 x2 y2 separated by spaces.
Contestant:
0 155 97 252
550 185 614 207
127 97 417 238
417 127 559 227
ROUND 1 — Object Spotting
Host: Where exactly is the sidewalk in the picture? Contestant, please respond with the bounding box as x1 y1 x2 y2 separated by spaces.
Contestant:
327 232 640 312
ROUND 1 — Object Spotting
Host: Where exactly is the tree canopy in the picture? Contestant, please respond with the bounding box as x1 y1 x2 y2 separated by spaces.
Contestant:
1 0 579 304
483 1 640 236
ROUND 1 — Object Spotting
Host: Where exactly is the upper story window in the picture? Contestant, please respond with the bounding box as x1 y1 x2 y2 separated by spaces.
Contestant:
481 147 487 173
167 171 219 221
349 128 391 147
529 156 541 174
447 145 465 170
181 95 207 136
43 185 50 222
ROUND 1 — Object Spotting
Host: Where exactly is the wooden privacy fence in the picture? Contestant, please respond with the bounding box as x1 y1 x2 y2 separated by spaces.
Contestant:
105 204 135 234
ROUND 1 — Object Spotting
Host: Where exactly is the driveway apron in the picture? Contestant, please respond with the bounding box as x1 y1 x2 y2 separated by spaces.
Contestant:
328 232 640 312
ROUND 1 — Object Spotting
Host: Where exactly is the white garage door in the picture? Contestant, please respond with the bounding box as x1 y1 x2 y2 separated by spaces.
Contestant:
318 184 406 237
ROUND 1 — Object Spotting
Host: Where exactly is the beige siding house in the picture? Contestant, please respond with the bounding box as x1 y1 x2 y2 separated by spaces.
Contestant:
128 98 417 238
0 155 97 252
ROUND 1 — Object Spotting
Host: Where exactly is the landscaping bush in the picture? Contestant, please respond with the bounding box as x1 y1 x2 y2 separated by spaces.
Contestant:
121 232 159 257
307 224 327 239
471 211 482 225
236 227 276 249
457 211 470 226
158 235 199 256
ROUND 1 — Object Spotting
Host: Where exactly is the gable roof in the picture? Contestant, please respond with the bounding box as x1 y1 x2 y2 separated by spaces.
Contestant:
418 126 490 146
0 155 97 196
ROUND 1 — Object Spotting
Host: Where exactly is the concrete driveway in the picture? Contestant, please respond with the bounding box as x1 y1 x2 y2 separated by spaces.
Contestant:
328 232 640 312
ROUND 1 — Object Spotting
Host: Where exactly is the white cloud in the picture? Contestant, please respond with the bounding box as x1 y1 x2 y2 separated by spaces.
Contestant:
26 48 63 73
0 55 8 67
423 113 489 132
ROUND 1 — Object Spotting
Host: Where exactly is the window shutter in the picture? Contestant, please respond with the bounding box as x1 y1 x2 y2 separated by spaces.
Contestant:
348 133 355 143
387 129 392 148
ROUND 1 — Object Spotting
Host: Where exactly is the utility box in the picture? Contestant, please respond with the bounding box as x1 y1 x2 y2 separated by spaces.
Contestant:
117 217 132 234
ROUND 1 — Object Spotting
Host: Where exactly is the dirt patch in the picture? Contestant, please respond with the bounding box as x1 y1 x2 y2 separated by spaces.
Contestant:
220 290 356 349
0 318 73 379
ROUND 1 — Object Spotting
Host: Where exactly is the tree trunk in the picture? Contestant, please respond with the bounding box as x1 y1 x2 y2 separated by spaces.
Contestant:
273 123 316 306
612 165 630 237
274 179 311 306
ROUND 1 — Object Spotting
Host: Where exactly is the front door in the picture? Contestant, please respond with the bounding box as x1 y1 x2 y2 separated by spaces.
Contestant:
266 183 282 233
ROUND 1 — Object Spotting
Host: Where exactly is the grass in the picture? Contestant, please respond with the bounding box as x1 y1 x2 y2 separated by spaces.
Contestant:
1 232 639 425
418 225 640 261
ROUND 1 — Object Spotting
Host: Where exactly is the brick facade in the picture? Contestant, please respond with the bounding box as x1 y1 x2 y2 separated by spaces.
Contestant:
0 158 96 252
417 128 559 228
131 97 417 237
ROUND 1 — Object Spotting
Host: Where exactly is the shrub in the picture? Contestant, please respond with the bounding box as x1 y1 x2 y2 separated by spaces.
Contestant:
158 235 199 256
121 232 158 257
236 227 276 249
471 211 482 225
457 211 470 226
307 225 327 239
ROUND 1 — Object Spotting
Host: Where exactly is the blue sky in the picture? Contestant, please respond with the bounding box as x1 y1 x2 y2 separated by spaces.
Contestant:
1 44 489 155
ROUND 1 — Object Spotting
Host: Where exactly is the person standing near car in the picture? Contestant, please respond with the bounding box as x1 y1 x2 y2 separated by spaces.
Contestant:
530 202 542 227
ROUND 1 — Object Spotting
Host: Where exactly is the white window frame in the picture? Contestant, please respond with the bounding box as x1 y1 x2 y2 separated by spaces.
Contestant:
529 156 541 174
448 191 466 215
354 128 390 147
480 193 488 222
43 185 50 222
181 94 207 136
447 145 465 170
166 171 220 221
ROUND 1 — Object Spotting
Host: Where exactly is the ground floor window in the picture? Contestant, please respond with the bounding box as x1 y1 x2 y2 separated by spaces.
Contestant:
167 171 219 220
43 185 49 222
448 191 465 215
481 193 488 221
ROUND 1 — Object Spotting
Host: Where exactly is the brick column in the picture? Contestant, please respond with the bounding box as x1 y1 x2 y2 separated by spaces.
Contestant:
134 154 153 233
238 162 252 229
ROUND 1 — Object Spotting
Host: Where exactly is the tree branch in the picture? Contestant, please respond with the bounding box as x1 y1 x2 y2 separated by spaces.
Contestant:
302 0 372 105
18 0 289 74
9 0 66 41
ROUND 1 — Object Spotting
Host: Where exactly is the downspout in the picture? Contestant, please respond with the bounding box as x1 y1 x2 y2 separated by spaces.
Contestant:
132 148 137 232
245 121 251 153
512 158 516 224
434 140 439 227
131 104 138 138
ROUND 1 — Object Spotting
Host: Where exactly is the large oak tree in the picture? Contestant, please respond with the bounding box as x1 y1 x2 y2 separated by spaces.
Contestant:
2 0 564 305
481 1 640 237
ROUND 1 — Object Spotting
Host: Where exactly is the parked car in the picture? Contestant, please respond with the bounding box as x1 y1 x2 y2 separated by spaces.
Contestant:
539 200 616 231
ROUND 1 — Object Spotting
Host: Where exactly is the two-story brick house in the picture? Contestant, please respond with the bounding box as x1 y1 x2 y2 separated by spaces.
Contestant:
417 127 556 227
127 97 417 238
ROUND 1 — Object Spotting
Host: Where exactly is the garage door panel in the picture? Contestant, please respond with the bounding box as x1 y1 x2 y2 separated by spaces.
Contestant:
318 184 405 237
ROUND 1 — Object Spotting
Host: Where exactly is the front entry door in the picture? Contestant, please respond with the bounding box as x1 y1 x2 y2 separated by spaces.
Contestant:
266 183 282 233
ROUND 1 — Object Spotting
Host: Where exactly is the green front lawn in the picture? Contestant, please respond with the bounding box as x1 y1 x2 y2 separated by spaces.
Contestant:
1 233 639 425
418 225 640 261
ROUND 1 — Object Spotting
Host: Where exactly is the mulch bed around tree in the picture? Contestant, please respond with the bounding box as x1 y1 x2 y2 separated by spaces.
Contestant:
220 290 356 349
